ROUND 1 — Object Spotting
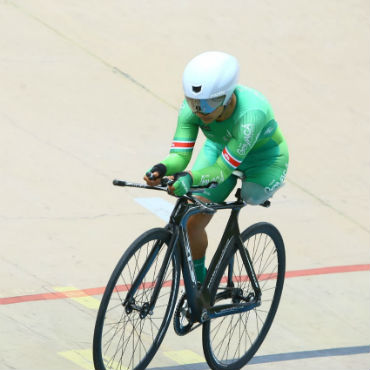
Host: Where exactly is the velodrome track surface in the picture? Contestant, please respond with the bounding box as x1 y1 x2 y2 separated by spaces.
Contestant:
1 1 369 369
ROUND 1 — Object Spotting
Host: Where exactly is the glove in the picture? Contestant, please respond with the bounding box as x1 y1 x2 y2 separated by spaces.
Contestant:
146 163 167 180
173 172 193 196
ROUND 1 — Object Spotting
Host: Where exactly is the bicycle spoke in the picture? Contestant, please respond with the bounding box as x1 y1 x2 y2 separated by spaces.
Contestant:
94 229 179 370
203 224 285 369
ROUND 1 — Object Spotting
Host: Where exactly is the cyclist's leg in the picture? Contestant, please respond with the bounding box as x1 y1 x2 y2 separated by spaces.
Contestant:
241 142 289 205
242 181 281 205
187 210 212 284
189 140 237 283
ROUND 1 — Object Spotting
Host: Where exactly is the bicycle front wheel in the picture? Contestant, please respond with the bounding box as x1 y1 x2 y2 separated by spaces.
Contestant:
93 228 180 370
203 222 285 370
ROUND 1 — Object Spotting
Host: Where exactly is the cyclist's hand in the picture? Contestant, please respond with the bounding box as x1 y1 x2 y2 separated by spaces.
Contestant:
144 172 161 186
144 163 167 186
168 172 193 196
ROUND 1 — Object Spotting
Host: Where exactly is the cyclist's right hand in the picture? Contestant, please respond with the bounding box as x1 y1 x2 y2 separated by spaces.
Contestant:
144 163 167 186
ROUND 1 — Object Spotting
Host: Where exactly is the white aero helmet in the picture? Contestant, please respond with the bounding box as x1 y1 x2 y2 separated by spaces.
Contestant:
182 51 239 114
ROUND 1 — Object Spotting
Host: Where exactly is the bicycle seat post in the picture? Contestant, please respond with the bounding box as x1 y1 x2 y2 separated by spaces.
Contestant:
234 188 242 202
232 170 245 203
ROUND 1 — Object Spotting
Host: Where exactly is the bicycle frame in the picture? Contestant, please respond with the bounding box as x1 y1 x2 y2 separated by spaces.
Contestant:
116 180 262 325
174 198 262 323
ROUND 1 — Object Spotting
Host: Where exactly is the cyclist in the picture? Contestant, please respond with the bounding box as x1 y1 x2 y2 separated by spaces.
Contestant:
144 51 289 284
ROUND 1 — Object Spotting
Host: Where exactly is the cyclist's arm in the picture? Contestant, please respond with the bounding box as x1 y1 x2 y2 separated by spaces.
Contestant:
160 103 199 175
191 110 266 186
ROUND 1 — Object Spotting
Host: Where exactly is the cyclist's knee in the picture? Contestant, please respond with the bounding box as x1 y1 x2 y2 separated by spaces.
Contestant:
187 213 213 231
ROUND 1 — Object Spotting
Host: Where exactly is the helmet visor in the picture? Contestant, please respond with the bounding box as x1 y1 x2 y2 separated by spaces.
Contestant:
185 95 225 114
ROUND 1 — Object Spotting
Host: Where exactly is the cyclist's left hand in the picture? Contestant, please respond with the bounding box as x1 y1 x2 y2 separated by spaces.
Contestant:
169 172 193 196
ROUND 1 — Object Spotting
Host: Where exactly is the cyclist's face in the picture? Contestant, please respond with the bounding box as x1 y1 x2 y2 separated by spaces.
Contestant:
195 105 224 124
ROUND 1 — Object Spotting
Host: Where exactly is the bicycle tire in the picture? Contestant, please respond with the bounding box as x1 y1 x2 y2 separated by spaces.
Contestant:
202 222 285 370
93 228 180 370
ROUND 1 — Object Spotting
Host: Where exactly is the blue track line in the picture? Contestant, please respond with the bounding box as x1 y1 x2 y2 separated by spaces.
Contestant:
148 345 370 370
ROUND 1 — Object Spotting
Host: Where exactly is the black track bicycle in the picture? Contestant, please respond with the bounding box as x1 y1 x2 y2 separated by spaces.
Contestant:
93 173 286 370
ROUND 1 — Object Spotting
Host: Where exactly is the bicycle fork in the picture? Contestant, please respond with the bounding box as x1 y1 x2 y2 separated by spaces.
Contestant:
122 231 178 319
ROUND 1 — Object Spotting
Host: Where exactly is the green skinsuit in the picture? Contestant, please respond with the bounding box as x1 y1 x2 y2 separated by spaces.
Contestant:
161 85 289 204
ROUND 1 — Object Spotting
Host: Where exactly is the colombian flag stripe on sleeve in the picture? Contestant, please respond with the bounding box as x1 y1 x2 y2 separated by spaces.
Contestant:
222 147 242 169
170 140 195 150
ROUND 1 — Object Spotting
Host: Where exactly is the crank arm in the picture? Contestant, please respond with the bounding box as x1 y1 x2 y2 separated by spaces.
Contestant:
204 300 261 321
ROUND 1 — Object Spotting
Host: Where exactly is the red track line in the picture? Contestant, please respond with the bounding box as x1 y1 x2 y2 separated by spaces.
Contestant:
1 264 369 306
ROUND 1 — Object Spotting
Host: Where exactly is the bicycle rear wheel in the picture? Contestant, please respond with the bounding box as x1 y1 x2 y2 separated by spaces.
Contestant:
93 228 180 370
202 222 285 370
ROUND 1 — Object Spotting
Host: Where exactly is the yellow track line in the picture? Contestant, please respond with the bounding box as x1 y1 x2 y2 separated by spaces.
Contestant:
53 286 100 309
